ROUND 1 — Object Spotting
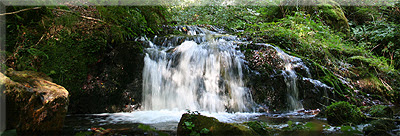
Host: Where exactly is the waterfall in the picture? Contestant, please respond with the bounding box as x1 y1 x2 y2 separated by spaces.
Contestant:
142 27 253 113
274 46 308 111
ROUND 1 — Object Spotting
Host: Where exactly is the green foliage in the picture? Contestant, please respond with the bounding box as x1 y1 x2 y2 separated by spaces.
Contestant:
184 121 195 130
39 30 106 93
96 6 166 42
5 6 167 114
5 6 52 71
368 105 393 118
286 121 294 131
182 110 209 136
351 20 400 69
325 101 365 126
343 6 380 25
244 11 348 63
169 6 265 31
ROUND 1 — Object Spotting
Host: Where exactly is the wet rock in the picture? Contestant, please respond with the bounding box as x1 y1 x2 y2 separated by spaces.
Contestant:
298 77 335 109
243 43 337 112
325 101 365 126
244 44 293 112
177 113 256 135
72 41 144 113
2 69 69 134
363 119 395 136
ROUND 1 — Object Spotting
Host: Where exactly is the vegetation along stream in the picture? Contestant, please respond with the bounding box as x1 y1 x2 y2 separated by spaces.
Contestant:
2 0 400 136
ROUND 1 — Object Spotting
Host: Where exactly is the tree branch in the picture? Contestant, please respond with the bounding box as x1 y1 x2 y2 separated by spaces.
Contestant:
0 7 104 23
51 8 104 23
0 7 41 16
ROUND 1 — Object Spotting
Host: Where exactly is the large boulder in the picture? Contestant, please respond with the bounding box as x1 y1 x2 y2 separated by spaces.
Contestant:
325 101 365 126
1 69 69 134
177 113 256 135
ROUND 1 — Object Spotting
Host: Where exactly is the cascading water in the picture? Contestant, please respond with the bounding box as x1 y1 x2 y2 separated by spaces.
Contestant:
63 26 336 134
276 48 307 111
253 43 310 111
142 27 253 113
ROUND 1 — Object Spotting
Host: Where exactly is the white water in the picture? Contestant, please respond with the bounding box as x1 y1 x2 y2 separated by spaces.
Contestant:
72 27 329 129
272 45 309 111
101 110 261 124
142 37 253 113
105 30 259 126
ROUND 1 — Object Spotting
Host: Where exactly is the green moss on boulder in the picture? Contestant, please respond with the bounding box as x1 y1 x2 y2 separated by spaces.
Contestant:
363 119 395 136
317 2 349 33
244 121 274 135
368 105 393 118
325 101 365 126
177 113 256 135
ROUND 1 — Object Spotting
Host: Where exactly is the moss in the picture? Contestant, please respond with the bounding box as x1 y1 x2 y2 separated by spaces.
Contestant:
348 56 393 73
177 113 256 135
318 4 349 33
368 105 393 118
311 61 350 98
309 0 350 34
363 119 395 135
244 121 272 135
325 101 365 126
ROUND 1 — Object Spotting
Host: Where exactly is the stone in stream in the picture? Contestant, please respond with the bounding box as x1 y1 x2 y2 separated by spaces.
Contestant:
177 113 257 136
1 69 69 135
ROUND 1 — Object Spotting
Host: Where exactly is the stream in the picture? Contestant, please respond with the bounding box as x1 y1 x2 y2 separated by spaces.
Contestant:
62 25 398 135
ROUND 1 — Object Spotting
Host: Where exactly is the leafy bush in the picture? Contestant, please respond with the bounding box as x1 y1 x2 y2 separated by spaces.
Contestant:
5 6 167 113
351 20 400 69
169 6 265 31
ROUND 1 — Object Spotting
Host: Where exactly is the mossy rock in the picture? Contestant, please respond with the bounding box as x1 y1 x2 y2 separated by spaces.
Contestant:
306 61 350 102
368 105 393 118
1 69 69 135
316 1 349 33
325 101 365 126
244 121 273 135
6 68 53 85
363 119 395 136
278 0 349 33
177 113 256 135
